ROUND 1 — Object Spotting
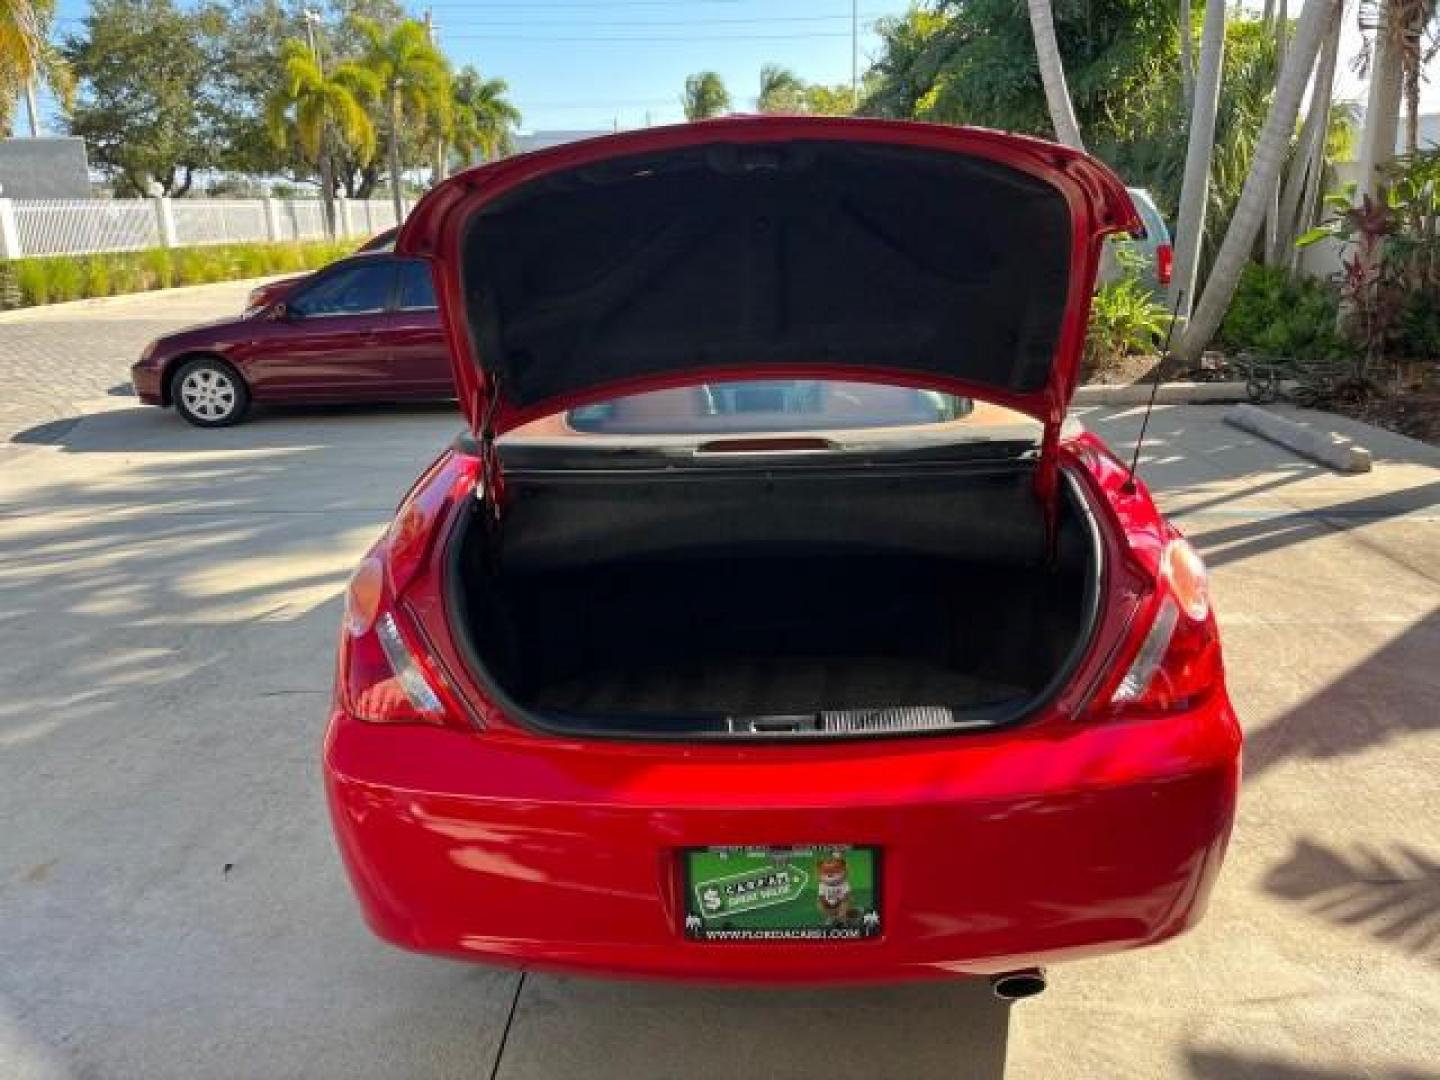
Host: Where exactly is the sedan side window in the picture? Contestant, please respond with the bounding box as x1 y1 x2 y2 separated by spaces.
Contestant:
290 263 395 318
397 260 438 310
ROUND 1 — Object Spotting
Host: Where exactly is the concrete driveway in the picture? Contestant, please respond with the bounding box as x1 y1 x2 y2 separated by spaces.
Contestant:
1 291 1438 1078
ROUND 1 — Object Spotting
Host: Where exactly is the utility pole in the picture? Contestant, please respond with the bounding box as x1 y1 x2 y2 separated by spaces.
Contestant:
851 0 859 109
425 8 446 184
23 81 42 137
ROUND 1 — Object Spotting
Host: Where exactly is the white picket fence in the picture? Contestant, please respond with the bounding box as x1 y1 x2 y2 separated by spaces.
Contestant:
0 196 407 260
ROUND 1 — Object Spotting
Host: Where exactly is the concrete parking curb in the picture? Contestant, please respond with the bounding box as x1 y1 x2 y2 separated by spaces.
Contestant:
1224 402 1373 473
1073 381 1262 405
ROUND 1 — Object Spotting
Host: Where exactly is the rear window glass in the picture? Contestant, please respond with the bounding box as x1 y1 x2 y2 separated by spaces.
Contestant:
566 379 971 435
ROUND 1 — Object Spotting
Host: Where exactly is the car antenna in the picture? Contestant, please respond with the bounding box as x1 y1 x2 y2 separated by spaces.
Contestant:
1122 289 1184 494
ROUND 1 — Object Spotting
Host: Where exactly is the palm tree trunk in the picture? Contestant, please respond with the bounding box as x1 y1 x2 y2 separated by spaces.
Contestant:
1274 4 1341 266
1173 0 1342 366
1169 0 1227 323
1179 0 1195 112
1025 0 1085 150
388 89 405 224
1263 0 1291 267
1357 0 1403 205
319 143 336 239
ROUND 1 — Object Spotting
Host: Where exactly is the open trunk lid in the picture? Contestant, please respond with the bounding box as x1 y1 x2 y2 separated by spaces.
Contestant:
399 117 1138 439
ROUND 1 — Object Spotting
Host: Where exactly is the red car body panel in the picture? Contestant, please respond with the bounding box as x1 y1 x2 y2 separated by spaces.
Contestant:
322 119 1242 983
323 431 1241 982
131 255 453 408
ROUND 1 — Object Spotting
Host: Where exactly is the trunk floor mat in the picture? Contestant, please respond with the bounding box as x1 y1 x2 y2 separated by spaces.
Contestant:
529 655 1025 717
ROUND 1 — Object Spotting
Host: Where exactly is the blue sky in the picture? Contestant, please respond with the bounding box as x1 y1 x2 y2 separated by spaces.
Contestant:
43 0 910 134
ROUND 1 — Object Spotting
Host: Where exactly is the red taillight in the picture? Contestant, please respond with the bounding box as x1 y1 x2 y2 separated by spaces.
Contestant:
336 452 481 728
339 561 466 726
1104 538 1222 715
1156 243 1173 286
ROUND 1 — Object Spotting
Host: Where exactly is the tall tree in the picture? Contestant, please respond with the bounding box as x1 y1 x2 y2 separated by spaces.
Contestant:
1357 0 1439 160
682 71 730 121
757 64 805 113
450 65 519 167
353 16 449 222
1169 0 1228 321
1272 2 1342 266
1173 0 1343 365
1 0 71 136
1025 0 1085 148
63 0 213 195
265 37 378 234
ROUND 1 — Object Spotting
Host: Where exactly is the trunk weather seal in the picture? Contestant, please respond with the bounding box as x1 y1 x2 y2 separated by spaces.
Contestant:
442 462 1106 744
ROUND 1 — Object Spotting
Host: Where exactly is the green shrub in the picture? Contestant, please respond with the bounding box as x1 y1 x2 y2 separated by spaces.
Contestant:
1218 264 1356 362
79 257 113 298
1086 276 1170 377
0 240 357 310
1397 289 1440 361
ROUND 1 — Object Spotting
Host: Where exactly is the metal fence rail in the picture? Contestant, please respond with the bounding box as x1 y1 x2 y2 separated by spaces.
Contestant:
0 196 408 259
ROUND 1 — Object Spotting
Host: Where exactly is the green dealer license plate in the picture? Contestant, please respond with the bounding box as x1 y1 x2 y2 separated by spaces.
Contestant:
683 846 882 942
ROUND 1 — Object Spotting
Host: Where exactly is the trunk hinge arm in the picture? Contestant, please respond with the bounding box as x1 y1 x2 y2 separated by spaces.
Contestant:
1035 417 1062 568
475 378 506 522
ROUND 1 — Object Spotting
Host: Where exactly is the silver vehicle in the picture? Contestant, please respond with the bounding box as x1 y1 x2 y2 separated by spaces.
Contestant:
1100 187 1173 296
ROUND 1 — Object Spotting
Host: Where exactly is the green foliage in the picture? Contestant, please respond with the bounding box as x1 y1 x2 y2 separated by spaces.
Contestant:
683 71 731 121
1398 289 1440 360
1086 275 1170 377
62 0 216 195
862 6 1354 286
1217 264 1355 362
266 37 379 167
0 241 352 309
755 64 854 116
450 65 520 165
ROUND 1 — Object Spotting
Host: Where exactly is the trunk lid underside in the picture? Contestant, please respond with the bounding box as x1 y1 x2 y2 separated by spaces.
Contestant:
401 119 1139 435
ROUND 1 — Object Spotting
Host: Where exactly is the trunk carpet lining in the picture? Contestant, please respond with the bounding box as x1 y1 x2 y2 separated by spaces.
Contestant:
529 655 1025 717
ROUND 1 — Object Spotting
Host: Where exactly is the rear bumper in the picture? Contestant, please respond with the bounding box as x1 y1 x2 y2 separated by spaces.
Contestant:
323 697 1241 983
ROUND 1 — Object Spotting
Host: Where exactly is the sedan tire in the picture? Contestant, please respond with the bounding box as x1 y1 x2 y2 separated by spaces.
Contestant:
172 357 250 427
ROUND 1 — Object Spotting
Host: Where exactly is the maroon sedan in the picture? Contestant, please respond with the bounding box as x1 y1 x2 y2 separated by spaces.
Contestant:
131 253 453 426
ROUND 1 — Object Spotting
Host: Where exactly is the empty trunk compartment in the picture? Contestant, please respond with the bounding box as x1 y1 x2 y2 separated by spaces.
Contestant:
451 455 1101 737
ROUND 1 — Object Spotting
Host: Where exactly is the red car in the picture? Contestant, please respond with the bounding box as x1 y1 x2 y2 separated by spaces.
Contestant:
131 252 452 426
323 118 1241 993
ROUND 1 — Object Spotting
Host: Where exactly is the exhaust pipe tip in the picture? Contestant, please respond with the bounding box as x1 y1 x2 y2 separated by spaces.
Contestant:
990 968 1046 1002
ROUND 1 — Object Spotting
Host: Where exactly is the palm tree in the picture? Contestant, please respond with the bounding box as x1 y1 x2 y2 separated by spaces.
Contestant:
451 66 520 167
1173 0 1343 366
682 71 730 121
1272 3 1343 266
1359 0 1439 158
354 17 451 222
1024 0 1084 149
0 0 72 137
757 64 805 114
266 38 378 238
1169 0 1228 321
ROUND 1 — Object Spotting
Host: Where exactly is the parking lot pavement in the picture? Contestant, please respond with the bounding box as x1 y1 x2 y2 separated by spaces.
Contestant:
0 281 267 450
1 296 1438 1076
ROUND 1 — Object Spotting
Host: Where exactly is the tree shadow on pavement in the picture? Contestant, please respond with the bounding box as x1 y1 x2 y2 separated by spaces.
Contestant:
1240 608 1440 779
9 401 461 455
1263 838 1440 966
1187 1048 1438 1079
